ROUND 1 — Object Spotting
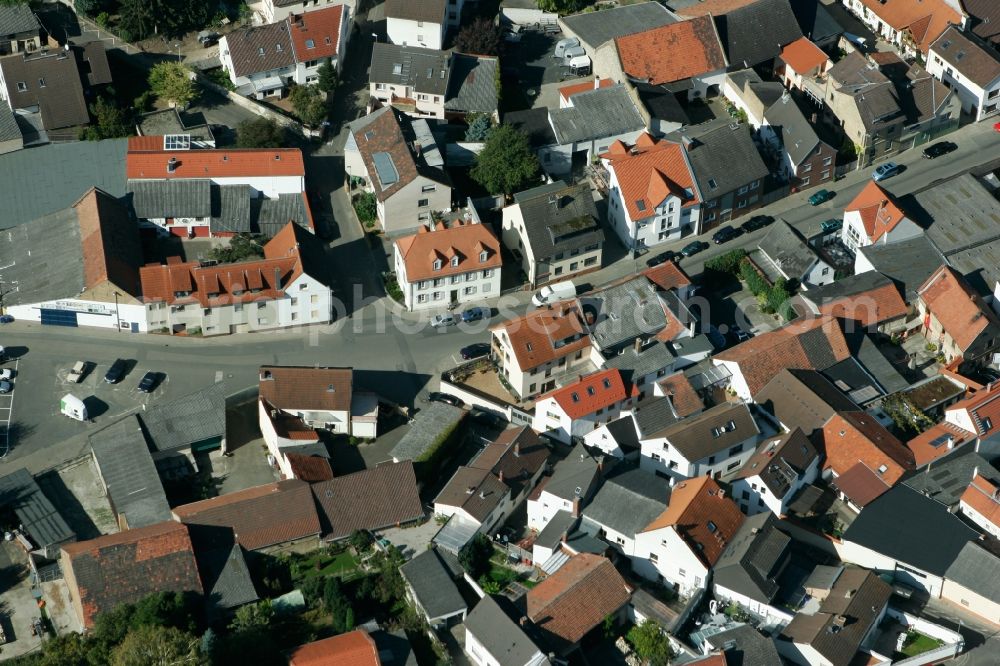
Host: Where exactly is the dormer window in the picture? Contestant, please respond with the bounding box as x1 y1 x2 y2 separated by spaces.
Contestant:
451 256 459 267
571 392 580 402
602 378 611 389
433 258 443 271
479 250 488 262
587 386 595 396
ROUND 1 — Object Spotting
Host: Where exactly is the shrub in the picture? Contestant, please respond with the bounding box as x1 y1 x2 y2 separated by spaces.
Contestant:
704 249 748 275
353 192 377 224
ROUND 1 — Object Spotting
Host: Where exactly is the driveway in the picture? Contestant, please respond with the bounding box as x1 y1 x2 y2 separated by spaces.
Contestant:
376 518 442 561
0 542 42 658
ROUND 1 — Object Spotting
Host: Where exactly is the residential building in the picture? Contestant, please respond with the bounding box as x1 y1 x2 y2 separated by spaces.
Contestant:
533 369 639 444
917 265 1000 366
385 0 448 50
399 548 467 628
0 49 89 137
964 0 1000 49
797 271 908 331
776 36 831 93
730 428 820 516
840 180 921 252
584 415 642 460
697 0 803 70
761 93 836 191
821 411 915 505
464 595 550 666
945 382 1000 439
491 301 593 399
712 512 794 627
140 222 334 336
635 476 745 594
723 68 787 128
602 343 682 400
904 448 1000 508
343 106 451 235
61 522 203 629
310 461 424 541
681 123 769 227
959 469 1000 538
854 235 944 304
0 468 74 559
558 77 612 108
754 368 858 436
756 219 834 288
394 215 501 311
288 630 383 666
0 4 40 56
525 553 631 654
601 133 702 251
257 0 355 26
560 1 675 54
777 567 891 666
501 181 604 287
928 26 1000 122
704 625 782 665
840 0 965 57
219 6 351 97
584 274 695 355
840 484 978 596
527 446 601 532
580 467 669 565
135 108 216 148
941 542 1000 627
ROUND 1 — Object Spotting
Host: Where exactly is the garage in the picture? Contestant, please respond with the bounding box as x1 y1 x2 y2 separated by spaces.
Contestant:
40 309 78 327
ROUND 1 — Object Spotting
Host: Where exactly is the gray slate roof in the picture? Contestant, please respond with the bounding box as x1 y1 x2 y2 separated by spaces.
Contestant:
603 342 676 385
764 94 823 167
631 396 680 438
370 43 450 95
758 219 820 280
754 368 858 434
713 0 802 68
186 524 259 617
223 22 295 78
652 401 759 461
584 277 669 352
89 416 173 529
384 0 446 23
129 179 212 219
0 104 21 144
705 625 781 666
0 206 84 306
903 448 1000 507
256 192 310 237
915 173 1000 253
0 51 89 129
944 542 1000 602
0 4 40 35
444 54 498 115
561 2 675 50
504 107 557 149
513 180 604 262
464 595 548 665
712 512 790 605
549 84 645 145
535 509 578 549
800 271 898 307
543 446 601 501
399 548 467 621
857 236 944 303
140 383 226 453
0 468 74 550
391 402 465 462
582 467 668 538
682 123 768 199
211 184 253 234
600 416 641 454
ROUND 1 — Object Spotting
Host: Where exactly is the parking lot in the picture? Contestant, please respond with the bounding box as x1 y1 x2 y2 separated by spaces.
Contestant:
0 358 18 458
502 30 593 111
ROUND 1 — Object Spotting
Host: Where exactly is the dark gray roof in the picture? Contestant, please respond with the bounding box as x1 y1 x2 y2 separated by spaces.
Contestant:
683 123 768 198
634 82 690 124
464 595 548 665
223 22 295 78
842 484 977 576
89 416 172 529
734 428 819 497
764 94 823 167
898 66 953 125
903 448 1000 507
754 368 858 434
372 629 420 666
561 2 675 50
399 548 467 620
757 219 820 280
140 383 226 453
931 25 1000 88
535 509 578 549
914 173 1000 254
583 278 669 352
129 179 212 219
944 542 1000 602
0 4 40 35
846 333 910 396
384 0 446 23
603 343 676 385
549 84 645 145
713 0 802 68
631 396 681 438
513 181 603 262
0 50 89 130
186 525 259 617
582 467 669 538
79 41 112 87
391 402 465 462
0 138 127 228
713 512 790 605
0 468 74 549
543 446 601 501
504 108 557 149
255 192 310 237
369 43 450 96
210 184 253 234
804 564 844 592
0 206 85 306
652 401 760 461
857 236 944 303
0 104 22 144
800 271 898 306
444 54 498 115
705 625 781 666
790 0 842 45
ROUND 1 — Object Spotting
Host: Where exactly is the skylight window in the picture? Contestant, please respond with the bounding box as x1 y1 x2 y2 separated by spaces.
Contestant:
708 178 718 190
707 521 717 533
587 386 596 396
602 378 611 389
393 63 402 75
984 417 994 431
636 199 646 212
306 39 315 49
571 392 580 402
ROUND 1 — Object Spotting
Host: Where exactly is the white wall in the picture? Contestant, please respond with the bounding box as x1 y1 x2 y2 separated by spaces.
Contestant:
634 526 709 595
714 359 751 400
837 539 946 596
732 455 820 516
395 247 501 312
927 50 1000 122
604 161 700 250
386 17 444 50
941 577 1000 625
713 583 794 626
8 299 149 332
527 491 573 532
959 498 1000 539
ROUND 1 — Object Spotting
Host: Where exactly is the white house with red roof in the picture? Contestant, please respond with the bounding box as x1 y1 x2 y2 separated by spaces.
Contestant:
841 181 922 252
959 469 1000 539
840 0 965 57
532 369 639 444
393 214 502 311
945 382 1000 439
601 133 702 251
776 37 831 92
918 265 1000 366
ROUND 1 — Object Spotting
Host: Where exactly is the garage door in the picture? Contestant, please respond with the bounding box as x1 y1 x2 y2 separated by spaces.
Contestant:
40 309 78 327
192 225 210 237
168 226 187 237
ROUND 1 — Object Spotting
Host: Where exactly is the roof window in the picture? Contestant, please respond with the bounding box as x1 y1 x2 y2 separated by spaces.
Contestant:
984 417 993 431
325 36 332 45
306 39 315 48
571 392 580 402
587 386 596 396
393 63 402 75
602 378 611 389
258 47 265 55
708 178 718 190
636 199 646 212
707 521 717 533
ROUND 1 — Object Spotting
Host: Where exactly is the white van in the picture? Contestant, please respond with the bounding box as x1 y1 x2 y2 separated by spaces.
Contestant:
567 54 591 75
562 46 586 65
60 394 87 422
553 37 579 59
532 280 576 306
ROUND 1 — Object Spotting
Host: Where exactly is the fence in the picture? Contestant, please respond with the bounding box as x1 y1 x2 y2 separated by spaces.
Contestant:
883 607 963 666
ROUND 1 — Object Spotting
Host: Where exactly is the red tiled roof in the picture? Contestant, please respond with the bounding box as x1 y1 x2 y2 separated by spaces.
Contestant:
946 381 1000 436
816 281 908 328
286 453 335 483
715 315 852 396
288 6 346 63
470 426 549 487
822 412 914 483
641 476 745 567
493 301 591 371
559 77 613 102
845 181 908 242
960 471 1000 528
780 37 829 74
526 553 630 645
602 133 699 221
540 369 635 419
656 372 704 417
642 261 692 292
907 422 973 467
172 479 321 551
127 135 163 151
289 630 380 666
615 16 727 86
73 187 143 297
857 0 964 53
126 143 305 179
395 220 502 282
918 265 1000 353
832 461 891 508
259 366 353 413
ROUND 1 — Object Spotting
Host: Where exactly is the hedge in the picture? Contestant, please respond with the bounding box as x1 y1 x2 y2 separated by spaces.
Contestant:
704 249 748 275
739 258 794 317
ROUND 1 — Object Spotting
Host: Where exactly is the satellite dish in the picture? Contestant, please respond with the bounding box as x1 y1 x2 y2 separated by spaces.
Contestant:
574 486 582 496
709 600 718 615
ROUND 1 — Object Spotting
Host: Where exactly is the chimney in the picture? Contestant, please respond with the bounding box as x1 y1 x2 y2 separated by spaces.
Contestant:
514 442 521 457
688 318 697 336
718 488 725 499
947 436 955 450
668 476 675 487
520 616 528 627
479 490 487 499
561 531 568 544
498 470 504 483
274 266 282 291
634 337 643 354
572 496 580 517
167 156 178 173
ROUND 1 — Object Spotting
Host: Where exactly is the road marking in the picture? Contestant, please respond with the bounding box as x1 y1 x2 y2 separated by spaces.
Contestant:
0 358 19 458
215 371 223 382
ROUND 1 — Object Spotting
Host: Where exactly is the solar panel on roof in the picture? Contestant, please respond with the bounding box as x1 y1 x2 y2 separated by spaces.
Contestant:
929 434 953 448
372 151 399 188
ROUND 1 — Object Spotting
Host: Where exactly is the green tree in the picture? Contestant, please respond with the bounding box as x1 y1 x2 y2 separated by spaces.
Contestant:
289 84 327 127
235 117 287 148
627 620 672 666
464 113 492 142
471 124 539 197
74 0 98 18
459 533 494 579
148 61 197 109
84 96 131 140
200 628 217 662
118 0 155 41
317 57 338 94
349 529 373 553
352 192 377 225
536 0 586 15
323 578 355 633
229 600 274 633
454 17 502 56
110 624 200 666
208 234 265 263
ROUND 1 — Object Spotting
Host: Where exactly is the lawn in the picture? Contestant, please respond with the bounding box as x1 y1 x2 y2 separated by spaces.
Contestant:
900 632 944 657
292 550 361 581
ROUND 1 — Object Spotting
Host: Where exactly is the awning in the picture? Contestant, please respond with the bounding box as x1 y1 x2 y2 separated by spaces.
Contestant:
253 76 284 93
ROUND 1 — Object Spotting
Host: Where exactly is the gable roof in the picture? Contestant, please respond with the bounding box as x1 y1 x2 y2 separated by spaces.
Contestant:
779 36 828 73
549 84 646 145
493 301 591 371
602 133 699 220
944 542 1000 603
906 421 974 467
173 479 321 550
185 525 259 618
642 476 745 567
311 461 424 540
705 624 781 666
560 2 676 50
140 382 227 453
444 53 499 115
960 470 1000 528
400 548 466 620
526 553 630 646
433 466 509 523
512 180 604 262
74 187 144 297
289 630 380 666
0 4 40 35
682 123 769 199
822 411 914 482
842 484 977 576
384 0 445 23
713 512 790 605
757 218 822 280
126 142 305 180
582 467 669 539
649 401 759 462
0 468 74 550
61 521 203 628
615 15 727 86
763 94 827 168
539 446 602 502
259 365 353 413
464 596 547 665
395 219 502 283
857 236 944 303
918 264 1000 353
223 22 295 78
903 448 1000 507
831 461 892 507
800 271 908 327
287 5 347 64
734 428 819 497
0 50 89 129
712 0 803 68
857 0 963 53
946 382 1000 436
369 42 450 95
559 77 614 103
964 0 1000 46
541 369 634 420
470 426 549 495
754 368 858 433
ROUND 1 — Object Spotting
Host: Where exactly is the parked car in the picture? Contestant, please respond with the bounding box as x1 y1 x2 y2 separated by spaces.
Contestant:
712 226 743 244
531 280 576 306
740 215 774 233
430 313 457 328
728 325 752 344
471 409 506 428
104 359 128 384
460 307 491 323
460 342 491 360
428 392 464 407
0 380 11 394
808 189 834 205
680 241 707 257
137 371 160 393
821 218 843 233
198 30 220 46
922 142 957 159
872 161 902 182
0 315 13 324
645 251 676 267
994 121 1000 133
0 369 11 381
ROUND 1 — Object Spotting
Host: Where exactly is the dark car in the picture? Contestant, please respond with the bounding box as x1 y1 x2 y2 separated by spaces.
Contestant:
104 359 128 384
0 315 13 323
428 392 464 407
461 342 491 360
712 226 743 244
922 141 957 159
728 325 751 344
471 409 506 428
137 371 160 393
645 251 676 267
740 215 774 233
680 241 707 257
198 30 221 46
460 307 491 323
809 189 834 206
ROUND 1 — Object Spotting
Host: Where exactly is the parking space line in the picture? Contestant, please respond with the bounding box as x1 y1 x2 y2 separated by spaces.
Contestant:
0 358 18 458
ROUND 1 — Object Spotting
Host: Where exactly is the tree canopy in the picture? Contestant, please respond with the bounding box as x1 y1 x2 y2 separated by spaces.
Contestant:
458 533 494 579
455 17 503 56
464 114 492 142
317 58 338 94
289 84 327 127
148 61 198 109
235 117 287 148
627 620 673 666
471 124 539 196
110 624 201 666
537 0 587 14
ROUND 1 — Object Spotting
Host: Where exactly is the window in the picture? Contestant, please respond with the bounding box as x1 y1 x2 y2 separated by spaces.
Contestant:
479 250 488 262
417 34 424 41
707 521 717 533
422 184 436 193
801 176 810 186
290 297 298 306
803 163 812 172
451 256 459 267
728 443 743 456
877 464 888 474
742 490 750 500
678 568 686 577
15 81 26 92
305 39 315 48
823 156 833 166
291 312 299 321
464 286 476 295
482 269 493 278
38 78 45 88
257 302 266 309
737 200 747 209
649 552 659 563
417 294 427 303
375 83 385 91
418 198 429 207
738 185 749 194
418 280 428 290
433 259 442 271
417 20 424 26
984 417 994 431
433 278 444 287
433 291 444 300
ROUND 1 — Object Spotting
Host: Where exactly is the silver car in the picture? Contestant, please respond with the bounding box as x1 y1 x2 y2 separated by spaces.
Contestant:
431 313 457 328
